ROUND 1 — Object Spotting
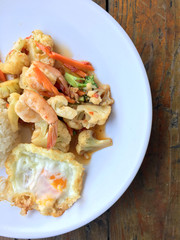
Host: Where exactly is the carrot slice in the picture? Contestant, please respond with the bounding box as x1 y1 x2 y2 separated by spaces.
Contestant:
0 70 6 82
77 90 85 96
51 52 94 71
25 35 32 39
75 70 88 78
35 41 94 72
35 42 51 54
7 49 14 56
64 95 75 104
64 63 87 77
0 60 6 82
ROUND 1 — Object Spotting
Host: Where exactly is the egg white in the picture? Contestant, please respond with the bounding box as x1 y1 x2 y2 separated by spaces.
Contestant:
1 144 84 217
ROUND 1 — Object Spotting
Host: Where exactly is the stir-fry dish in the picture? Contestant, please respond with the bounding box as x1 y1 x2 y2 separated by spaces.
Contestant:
0 30 114 216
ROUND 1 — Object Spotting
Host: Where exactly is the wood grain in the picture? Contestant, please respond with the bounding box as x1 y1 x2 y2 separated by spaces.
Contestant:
109 0 180 239
93 0 106 10
1 0 179 239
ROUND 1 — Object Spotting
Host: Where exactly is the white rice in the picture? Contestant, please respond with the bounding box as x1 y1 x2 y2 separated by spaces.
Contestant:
0 99 19 168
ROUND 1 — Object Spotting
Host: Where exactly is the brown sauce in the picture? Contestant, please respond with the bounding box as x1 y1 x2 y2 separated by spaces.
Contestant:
19 123 34 143
19 123 108 165
93 124 107 139
69 124 108 165
68 133 90 165
54 43 73 58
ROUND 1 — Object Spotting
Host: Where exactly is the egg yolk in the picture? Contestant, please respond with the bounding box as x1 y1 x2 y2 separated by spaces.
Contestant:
41 169 67 192
49 173 60 180
51 177 67 191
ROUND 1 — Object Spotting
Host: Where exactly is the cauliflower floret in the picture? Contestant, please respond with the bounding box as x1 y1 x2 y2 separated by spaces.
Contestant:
86 83 93 91
47 96 77 120
0 38 30 75
87 84 114 106
64 105 111 129
77 105 111 128
0 50 30 75
100 85 114 106
0 177 6 200
87 90 102 105
48 95 68 108
56 106 78 120
76 130 112 155
19 67 29 89
63 118 83 130
13 38 27 51
0 79 21 98
31 120 71 152
7 93 20 132
27 30 54 66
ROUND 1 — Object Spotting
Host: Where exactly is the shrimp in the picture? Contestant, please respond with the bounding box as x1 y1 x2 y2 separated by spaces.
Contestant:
20 63 75 103
15 89 58 149
34 61 69 95
33 65 60 96
33 65 75 103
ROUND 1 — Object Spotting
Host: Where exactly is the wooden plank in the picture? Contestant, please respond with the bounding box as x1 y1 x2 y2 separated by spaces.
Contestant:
93 0 107 10
108 0 180 239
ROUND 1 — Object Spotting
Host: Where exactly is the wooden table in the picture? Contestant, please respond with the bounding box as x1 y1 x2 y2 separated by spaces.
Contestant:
1 0 179 239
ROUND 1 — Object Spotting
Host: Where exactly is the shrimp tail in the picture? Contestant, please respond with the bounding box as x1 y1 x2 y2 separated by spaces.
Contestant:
47 121 58 149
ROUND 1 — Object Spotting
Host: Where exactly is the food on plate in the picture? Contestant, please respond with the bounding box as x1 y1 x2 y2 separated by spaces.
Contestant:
0 99 20 168
27 30 54 65
47 96 77 119
7 93 20 132
0 67 6 82
0 144 84 217
76 130 112 155
31 120 71 152
0 39 30 75
87 84 114 106
15 89 58 149
0 30 114 216
0 79 21 98
64 105 111 130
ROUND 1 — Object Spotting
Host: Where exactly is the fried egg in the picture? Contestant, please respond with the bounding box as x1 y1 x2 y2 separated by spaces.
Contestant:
0 144 84 217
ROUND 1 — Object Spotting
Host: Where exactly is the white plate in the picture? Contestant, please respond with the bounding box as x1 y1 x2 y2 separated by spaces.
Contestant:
0 0 152 238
